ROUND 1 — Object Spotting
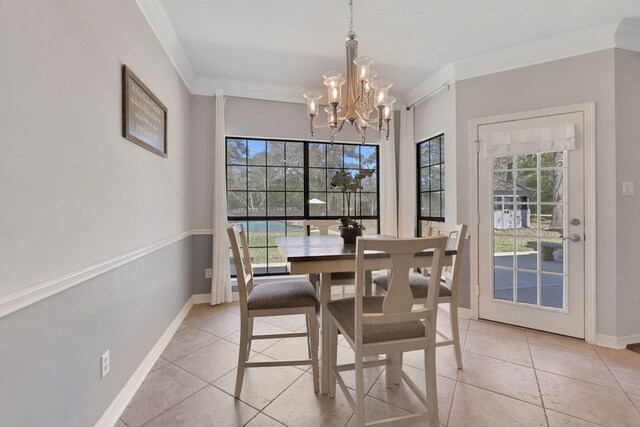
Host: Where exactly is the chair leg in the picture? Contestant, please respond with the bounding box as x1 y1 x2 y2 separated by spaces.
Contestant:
235 315 249 398
246 317 254 356
385 352 403 387
309 307 320 394
424 343 439 427
305 314 312 359
355 350 366 427
328 319 337 398
450 303 463 370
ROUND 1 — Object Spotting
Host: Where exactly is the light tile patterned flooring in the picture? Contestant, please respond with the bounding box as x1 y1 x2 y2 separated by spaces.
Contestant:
119 302 640 427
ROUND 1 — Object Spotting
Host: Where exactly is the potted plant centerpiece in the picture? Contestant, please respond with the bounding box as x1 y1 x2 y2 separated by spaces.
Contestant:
331 169 375 244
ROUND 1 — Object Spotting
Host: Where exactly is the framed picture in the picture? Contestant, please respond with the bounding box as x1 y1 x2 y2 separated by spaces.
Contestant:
122 65 168 158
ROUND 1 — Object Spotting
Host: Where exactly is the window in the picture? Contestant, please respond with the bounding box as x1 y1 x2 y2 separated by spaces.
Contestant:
226 138 379 276
417 134 445 235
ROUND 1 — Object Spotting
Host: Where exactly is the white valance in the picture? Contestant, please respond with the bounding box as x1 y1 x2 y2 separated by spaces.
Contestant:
483 124 575 158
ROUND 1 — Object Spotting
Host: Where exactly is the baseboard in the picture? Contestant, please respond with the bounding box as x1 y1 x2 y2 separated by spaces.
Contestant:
191 293 212 304
457 307 472 319
437 303 472 319
95 296 194 427
191 292 239 305
596 333 640 349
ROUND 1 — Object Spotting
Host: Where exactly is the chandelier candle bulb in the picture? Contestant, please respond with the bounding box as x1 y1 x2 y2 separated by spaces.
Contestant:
371 79 392 107
354 56 374 82
383 96 396 121
304 91 322 118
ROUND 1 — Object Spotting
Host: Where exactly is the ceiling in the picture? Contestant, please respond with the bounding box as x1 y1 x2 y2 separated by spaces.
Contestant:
158 0 640 101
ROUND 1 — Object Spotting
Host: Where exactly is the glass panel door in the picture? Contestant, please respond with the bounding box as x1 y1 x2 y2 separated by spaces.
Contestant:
491 152 567 310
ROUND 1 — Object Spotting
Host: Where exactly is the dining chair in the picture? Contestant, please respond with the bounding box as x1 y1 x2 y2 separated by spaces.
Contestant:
227 224 319 397
302 219 355 298
373 223 468 369
327 236 447 427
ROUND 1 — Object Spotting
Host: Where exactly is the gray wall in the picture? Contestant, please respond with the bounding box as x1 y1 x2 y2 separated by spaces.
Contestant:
0 238 194 427
405 85 474 308
192 235 214 295
0 0 193 297
189 96 216 230
455 49 618 335
614 48 640 337
0 1 204 425
225 96 363 144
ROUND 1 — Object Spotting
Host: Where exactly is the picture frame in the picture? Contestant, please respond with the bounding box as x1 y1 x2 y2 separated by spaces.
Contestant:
122 65 168 158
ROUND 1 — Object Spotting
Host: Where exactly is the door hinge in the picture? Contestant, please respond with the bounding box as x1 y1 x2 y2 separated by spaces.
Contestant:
475 140 480 153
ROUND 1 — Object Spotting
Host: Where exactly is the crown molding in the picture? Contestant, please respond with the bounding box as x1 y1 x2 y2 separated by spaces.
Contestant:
406 21 622 107
615 18 640 52
135 0 196 91
137 1 638 107
403 62 455 107
454 21 618 82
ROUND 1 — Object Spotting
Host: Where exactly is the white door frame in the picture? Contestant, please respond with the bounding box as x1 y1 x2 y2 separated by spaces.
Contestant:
468 103 596 343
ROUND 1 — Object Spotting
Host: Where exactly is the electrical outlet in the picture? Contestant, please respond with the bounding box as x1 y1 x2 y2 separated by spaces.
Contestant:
205 268 212 279
101 350 110 378
623 182 634 196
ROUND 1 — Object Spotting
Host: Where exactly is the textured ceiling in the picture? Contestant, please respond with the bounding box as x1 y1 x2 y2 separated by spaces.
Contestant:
161 0 640 96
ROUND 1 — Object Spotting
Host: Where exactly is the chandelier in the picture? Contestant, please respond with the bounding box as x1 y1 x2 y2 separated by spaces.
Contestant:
303 0 395 144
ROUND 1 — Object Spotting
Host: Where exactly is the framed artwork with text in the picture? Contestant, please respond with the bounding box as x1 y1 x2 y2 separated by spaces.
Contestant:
122 65 167 158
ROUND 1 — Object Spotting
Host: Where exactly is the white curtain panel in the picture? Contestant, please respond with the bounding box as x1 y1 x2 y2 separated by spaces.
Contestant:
211 90 232 305
483 124 575 158
397 106 415 238
379 120 398 236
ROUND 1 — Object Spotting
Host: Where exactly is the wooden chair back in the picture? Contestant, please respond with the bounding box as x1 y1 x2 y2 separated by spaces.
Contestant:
302 219 338 236
227 224 254 308
424 223 468 297
354 236 447 344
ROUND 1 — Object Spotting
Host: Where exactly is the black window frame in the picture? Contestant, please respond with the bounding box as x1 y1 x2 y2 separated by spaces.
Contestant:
417 134 445 236
226 137 380 276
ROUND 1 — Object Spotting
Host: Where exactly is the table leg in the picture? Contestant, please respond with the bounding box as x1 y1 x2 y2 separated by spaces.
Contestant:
320 272 331 395
364 270 372 296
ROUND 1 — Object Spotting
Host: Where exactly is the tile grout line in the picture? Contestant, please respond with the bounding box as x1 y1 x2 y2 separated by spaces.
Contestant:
252 367 311 424
138 382 208 427
529 336 635 427
525 331 550 427
461 347 533 369
593 346 640 417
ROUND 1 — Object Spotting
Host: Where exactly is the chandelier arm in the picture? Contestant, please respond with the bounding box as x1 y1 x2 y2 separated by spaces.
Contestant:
312 120 340 129
353 106 379 127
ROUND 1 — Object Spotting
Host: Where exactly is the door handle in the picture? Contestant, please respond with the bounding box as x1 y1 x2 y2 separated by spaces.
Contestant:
563 234 581 243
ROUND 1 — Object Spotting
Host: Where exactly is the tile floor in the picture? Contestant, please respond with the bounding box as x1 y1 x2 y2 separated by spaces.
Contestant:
119 302 640 427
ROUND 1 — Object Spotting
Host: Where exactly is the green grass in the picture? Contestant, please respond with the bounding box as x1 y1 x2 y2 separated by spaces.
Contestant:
493 217 562 253
244 219 379 265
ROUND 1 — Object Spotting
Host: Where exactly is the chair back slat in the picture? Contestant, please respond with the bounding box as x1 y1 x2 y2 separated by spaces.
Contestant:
382 254 415 314
227 224 254 306
355 236 447 338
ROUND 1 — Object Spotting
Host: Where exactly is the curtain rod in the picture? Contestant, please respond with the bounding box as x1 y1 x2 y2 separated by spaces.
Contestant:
407 82 451 110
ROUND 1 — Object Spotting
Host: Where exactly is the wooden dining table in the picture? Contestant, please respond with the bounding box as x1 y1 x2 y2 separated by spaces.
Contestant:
277 234 455 395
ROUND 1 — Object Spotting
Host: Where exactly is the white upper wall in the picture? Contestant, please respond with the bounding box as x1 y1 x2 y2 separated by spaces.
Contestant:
0 1 195 296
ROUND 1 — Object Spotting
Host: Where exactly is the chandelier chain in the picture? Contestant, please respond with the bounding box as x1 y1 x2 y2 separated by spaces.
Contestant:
349 0 353 33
